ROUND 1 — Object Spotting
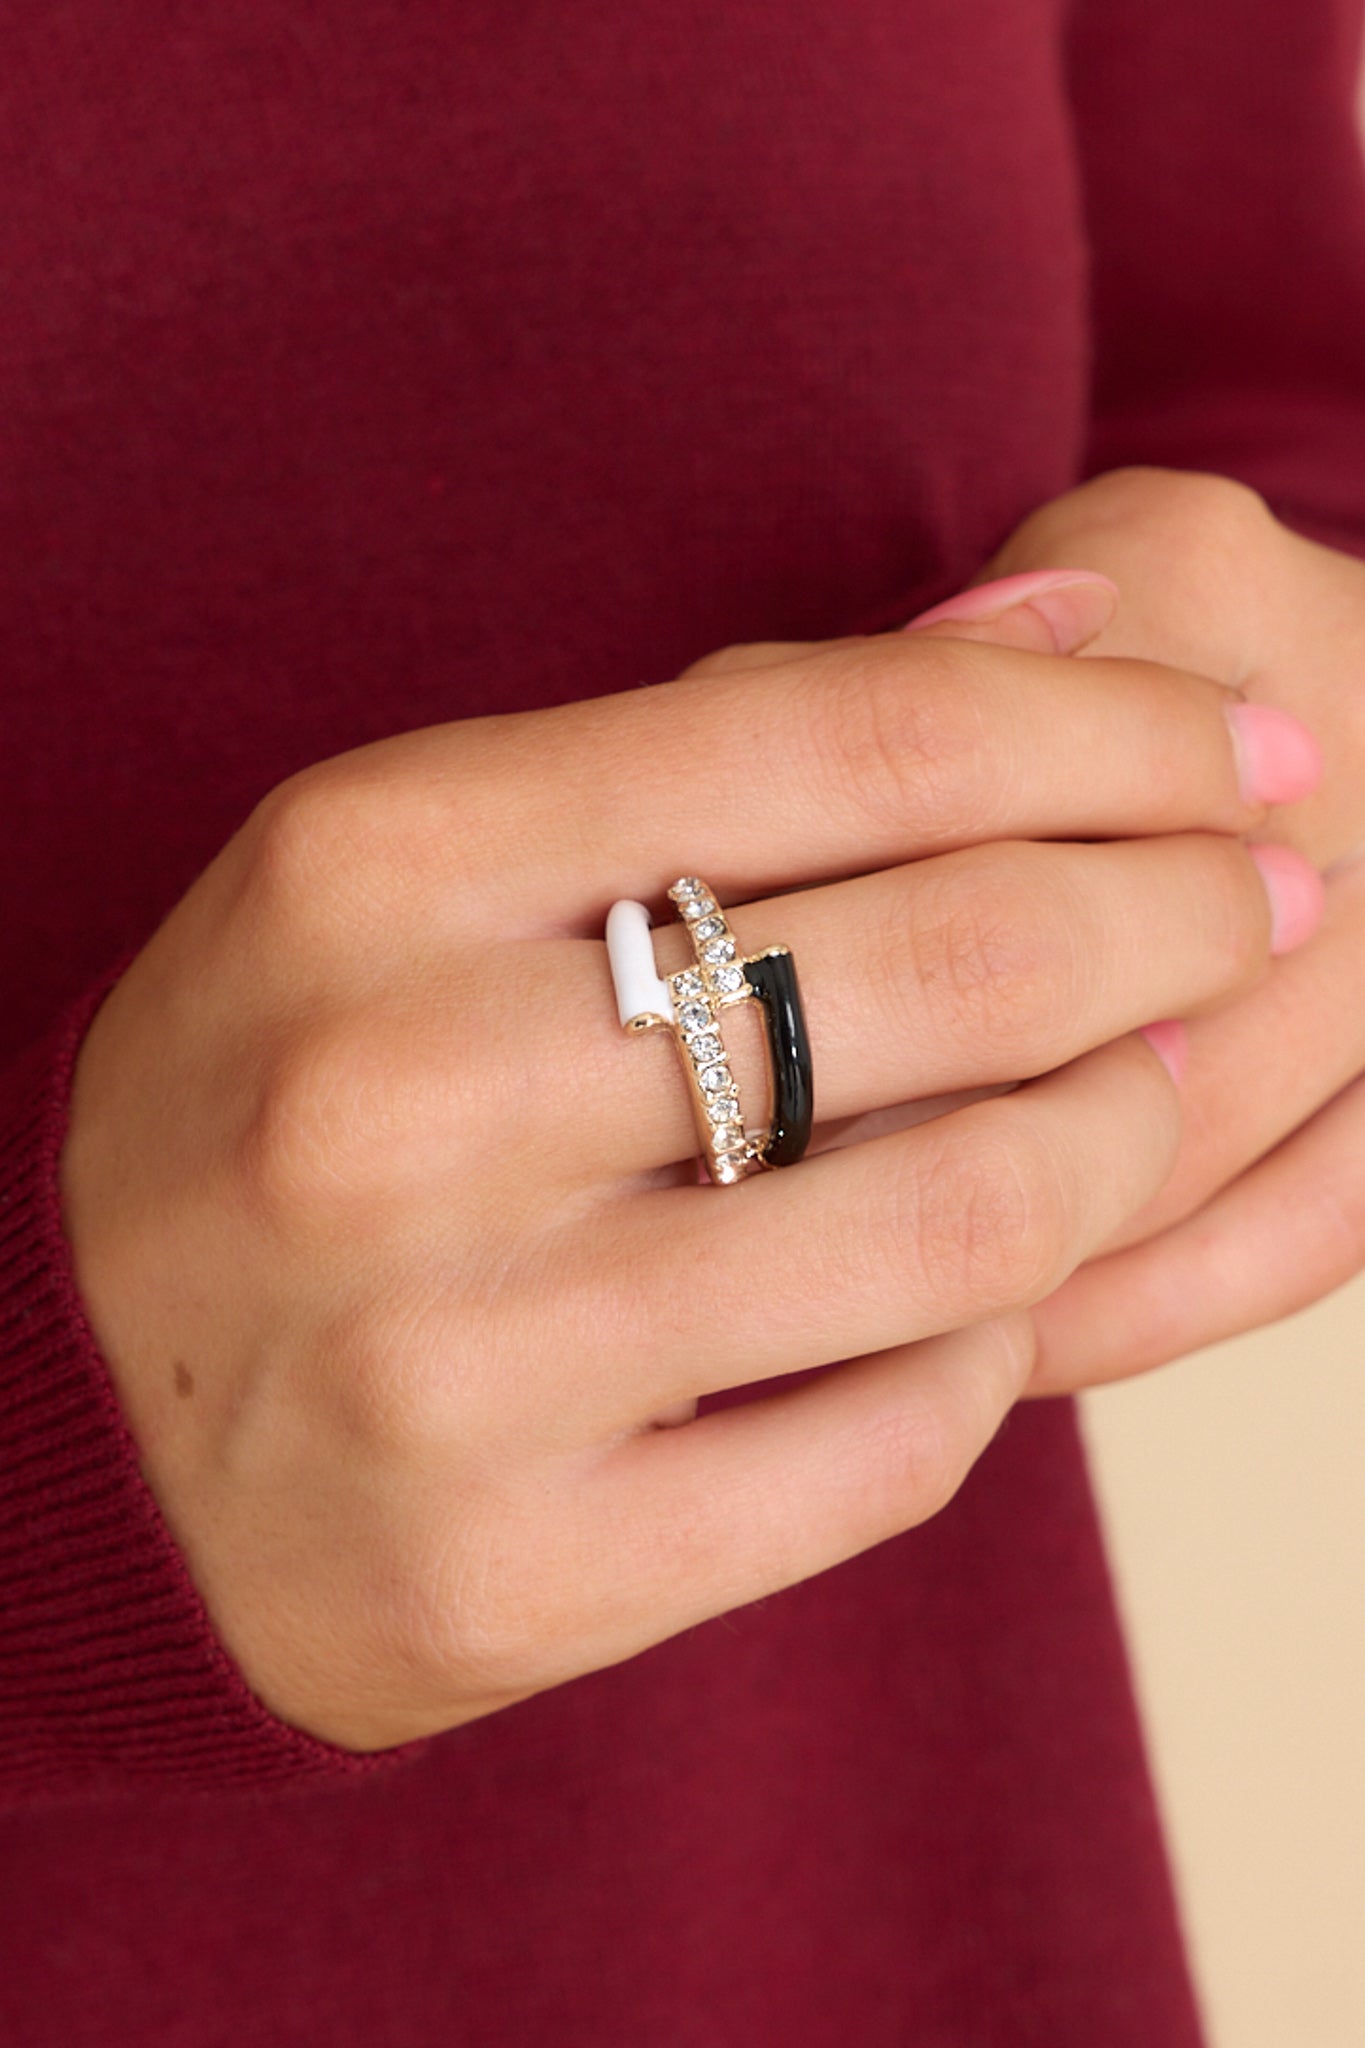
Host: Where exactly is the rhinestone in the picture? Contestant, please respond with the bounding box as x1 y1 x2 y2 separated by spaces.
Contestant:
677 1000 712 1035
680 896 716 922
671 970 704 1001
710 963 746 996
712 1122 745 1152
701 937 736 964
688 1032 722 1066
713 1153 745 1184
672 877 704 899
707 1094 739 1124
700 1063 732 1094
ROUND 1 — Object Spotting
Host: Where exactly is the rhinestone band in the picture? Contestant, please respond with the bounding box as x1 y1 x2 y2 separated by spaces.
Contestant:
604 875 814 1186
665 878 765 1184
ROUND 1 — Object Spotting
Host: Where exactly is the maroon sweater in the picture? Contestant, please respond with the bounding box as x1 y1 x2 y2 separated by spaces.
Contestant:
2 3 1364 2042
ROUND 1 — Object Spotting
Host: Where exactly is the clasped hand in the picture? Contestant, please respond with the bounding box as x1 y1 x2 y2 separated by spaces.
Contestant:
59 490 1328 1749
977 467 1365 1390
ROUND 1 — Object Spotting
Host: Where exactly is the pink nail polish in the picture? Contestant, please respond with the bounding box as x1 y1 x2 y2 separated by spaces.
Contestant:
1139 1019 1187 1085
904 570 1119 655
1226 703 1323 806
1146 1019 1186 1089
1248 843 1326 953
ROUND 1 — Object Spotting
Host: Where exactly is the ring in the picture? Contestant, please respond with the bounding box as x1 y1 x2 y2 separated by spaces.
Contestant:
605 876 813 1184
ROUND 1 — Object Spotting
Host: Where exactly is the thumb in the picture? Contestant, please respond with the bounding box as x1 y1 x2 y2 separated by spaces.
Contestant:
903 569 1120 655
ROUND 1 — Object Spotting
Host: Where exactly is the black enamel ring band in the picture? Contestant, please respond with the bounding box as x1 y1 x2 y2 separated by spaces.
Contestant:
605 877 814 1185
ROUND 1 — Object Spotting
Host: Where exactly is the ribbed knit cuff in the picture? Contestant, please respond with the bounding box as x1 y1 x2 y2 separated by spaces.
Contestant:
0 969 417 1804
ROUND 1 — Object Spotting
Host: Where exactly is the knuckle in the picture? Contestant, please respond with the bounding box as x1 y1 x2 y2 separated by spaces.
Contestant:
330 1291 457 1457
1139 471 1272 586
900 850 1082 1058
244 765 433 940
996 467 1179 562
1001 467 1271 578
416 1507 572 1700
806 640 987 842
240 776 364 952
1106 467 1272 571
248 769 363 902
1135 465 1269 529
331 1439 562 1705
908 1120 1070 1313
855 1392 962 1534
241 1018 395 1217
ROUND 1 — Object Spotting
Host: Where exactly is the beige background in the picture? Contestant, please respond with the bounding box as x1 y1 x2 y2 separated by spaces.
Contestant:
1084 1272 1365 2047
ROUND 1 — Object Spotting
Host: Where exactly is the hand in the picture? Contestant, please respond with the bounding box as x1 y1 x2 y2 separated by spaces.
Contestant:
969 467 1365 1387
985 467 1365 869
59 590 1302 1747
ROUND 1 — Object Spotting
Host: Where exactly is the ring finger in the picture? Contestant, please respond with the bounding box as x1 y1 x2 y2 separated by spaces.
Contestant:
512 830 1315 1182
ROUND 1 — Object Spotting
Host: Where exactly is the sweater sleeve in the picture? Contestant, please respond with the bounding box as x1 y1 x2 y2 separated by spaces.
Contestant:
1069 0 1365 554
0 971 418 1804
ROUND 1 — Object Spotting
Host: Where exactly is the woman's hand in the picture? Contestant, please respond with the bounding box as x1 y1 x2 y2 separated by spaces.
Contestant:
59 595 1307 1748
971 467 1365 1387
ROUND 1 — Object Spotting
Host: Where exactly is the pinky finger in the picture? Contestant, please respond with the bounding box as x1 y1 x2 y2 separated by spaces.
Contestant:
1027 1070 1365 1396
587 1314 1034 1654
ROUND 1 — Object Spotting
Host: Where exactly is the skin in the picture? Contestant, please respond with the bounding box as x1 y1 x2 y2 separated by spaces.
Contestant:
970 468 1365 1390
59 573 1316 1751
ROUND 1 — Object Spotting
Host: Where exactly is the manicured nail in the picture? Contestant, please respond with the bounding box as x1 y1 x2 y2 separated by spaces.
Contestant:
1139 1019 1188 1085
1225 703 1323 806
904 570 1119 654
1249 843 1326 953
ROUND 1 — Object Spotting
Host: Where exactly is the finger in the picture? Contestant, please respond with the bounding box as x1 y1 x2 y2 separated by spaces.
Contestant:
1099 847 1365 1250
558 1313 1034 1677
683 569 1120 672
979 470 1359 867
902 567 1119 653
1027 1066 1365 1394
562 1033 1183 1425
908 574 1320 806
318 634 1291 936
677 636 861 676
980 470 1278 681
506 831 1301 1183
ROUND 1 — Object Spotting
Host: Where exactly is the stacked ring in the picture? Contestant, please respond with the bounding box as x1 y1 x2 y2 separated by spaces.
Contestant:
605 877 814 1184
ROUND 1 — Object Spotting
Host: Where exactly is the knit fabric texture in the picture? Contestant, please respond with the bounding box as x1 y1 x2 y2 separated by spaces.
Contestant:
2 0 1364 2040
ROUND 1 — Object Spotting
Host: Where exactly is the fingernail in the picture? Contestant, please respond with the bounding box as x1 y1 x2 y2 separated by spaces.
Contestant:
904 570 1119 654
1139 1020 1187 1085
1249 843 1326 953
1225 703 1323 806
